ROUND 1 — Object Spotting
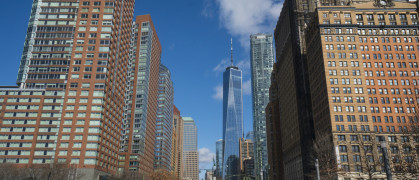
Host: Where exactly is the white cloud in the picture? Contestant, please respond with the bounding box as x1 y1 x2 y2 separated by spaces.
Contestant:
213 58 230 73
212 84 223 101
215 0 283 48
199 148 215 169
213 58 250 74
199 148 215 163
243 79 251 95
236 60 250 73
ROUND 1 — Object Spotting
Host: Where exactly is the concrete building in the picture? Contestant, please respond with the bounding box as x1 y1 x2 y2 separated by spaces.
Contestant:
0 1 171 179
183 117 198 180
249 33 274 180
239 138 254 179
268 0 419 179
305 1 419 179
153 64 174 172
268 0 317 179
172 106 184 179
0 0 137 179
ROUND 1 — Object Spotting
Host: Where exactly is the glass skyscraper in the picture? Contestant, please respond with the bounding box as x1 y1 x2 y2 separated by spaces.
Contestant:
250 33 274 179
154 64 174 171
215 139 224 178
222 44 243 179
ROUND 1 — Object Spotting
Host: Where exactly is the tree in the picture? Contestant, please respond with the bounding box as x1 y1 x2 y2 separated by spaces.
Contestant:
312 132 340 180
357 133 383 180
0 162 84 180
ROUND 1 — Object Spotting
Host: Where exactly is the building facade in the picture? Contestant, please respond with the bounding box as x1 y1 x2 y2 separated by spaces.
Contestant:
0 1 171 179
183 117 198 180
154 64 174 172
269 0 317 178
305 1 419 179
172 106 184 179
119 14 161 178
1 0 137 179
250 33 274 179
265 67 284 180
268 0 419 179
239 138 254 178
215 139 224 178
222 62 243 180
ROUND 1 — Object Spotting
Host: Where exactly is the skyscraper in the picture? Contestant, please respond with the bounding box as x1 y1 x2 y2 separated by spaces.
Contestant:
215 139 224 178
154 64 174 172
222 39 243 180
172 106 184 179
119 14 161 177
183 117 198 180
239 138 254 178
250 33 274 179
0 1 167 179
268 0 419 179
3 0 135 178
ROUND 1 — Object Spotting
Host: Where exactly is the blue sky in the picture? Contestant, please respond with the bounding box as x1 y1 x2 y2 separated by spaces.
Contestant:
0 0 283 178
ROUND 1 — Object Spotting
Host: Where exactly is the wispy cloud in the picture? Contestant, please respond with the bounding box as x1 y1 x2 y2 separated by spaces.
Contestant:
215 0 283 48
212 84 223 101
202 0 215 18
213 58 250 75
243 79 251 95
199 148 215 169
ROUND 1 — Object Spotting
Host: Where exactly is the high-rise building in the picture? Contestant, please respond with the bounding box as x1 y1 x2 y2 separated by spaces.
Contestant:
0 1 174 179
119 14 161 178
266 0 317 179
222 39 243 180
265 68 284 180
154 64 174 172
172 106 184 179
305 1 419 179
0 1 136 179
215 139 224 178
249 33 274 179
268 0 419 179
183 117 198 180
239 138 254 178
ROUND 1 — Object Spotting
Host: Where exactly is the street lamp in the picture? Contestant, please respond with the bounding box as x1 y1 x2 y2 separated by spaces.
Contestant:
380 138 392 180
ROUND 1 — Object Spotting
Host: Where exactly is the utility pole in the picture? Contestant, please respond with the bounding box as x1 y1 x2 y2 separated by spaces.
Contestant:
380 139 392 180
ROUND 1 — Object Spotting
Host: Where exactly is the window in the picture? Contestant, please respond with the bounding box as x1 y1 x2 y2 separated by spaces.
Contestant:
339 145 347 152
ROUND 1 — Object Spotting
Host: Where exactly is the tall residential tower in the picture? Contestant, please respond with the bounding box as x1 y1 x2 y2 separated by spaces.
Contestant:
250 33 274 179
154 64 174 172
0 1 168 179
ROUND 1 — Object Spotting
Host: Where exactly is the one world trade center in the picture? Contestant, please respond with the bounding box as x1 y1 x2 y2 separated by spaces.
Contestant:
222 39 243 180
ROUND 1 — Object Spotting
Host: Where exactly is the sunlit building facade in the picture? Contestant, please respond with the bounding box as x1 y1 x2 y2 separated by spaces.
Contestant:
0 1 167 179
268 0 419 179
183 117 198 180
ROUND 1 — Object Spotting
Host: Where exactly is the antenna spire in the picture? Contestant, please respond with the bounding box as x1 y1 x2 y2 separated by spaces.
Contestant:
230 38 233 66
